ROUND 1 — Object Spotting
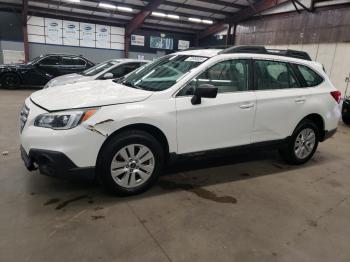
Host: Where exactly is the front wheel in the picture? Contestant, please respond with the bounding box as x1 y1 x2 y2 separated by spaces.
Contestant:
1 73 21 90
279 120 319 165
96 130 164 196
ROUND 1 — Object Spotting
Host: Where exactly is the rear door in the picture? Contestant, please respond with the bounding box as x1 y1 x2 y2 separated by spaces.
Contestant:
60 56 87 75
252 59 308 143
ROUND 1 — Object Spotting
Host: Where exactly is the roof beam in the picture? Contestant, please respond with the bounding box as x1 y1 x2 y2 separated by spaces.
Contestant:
142 0 233 17
125 0 164 36
29 0 135 18
198 0 292 39
192 0 245 9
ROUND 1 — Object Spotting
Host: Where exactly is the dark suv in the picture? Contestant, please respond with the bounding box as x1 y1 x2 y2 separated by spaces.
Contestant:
0 54 94 89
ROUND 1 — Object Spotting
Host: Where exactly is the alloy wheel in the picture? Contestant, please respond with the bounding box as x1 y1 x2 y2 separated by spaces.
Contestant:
110 144 155 188
294 128 316 159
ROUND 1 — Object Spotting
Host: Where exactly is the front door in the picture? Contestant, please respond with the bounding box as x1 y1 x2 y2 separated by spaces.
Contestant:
176 59 257 154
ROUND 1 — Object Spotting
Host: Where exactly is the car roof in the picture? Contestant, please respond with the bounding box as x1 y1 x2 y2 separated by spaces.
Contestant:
43 54 85 57
173 47 322 71
174 49 221 57
111 58 151 63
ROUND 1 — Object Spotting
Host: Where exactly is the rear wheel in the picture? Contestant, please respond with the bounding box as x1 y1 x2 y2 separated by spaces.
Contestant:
1 73 21 90
279 120 319 165
97 130 164 196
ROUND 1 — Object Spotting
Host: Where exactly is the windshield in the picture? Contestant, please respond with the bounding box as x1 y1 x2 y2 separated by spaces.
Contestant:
27 55 44 65
116 55 208 91
80 60 119 76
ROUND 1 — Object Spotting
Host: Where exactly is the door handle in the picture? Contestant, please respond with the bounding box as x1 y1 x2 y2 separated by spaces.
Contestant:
295 97 306 103
239 103 255 109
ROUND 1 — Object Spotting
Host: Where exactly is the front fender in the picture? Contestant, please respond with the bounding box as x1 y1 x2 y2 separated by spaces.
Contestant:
82 99 178 153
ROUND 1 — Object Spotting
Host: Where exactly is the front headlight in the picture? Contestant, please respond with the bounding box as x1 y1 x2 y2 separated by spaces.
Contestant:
34 108 98 130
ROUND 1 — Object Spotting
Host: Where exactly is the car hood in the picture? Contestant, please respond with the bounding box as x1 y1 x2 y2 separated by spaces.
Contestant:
30 80 153 111
48 73 92 87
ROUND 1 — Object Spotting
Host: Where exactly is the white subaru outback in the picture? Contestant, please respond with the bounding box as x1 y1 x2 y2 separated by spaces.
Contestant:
20 46 341 195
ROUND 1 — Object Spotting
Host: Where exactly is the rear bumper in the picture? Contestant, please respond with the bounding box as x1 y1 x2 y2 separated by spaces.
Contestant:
20 146 95 180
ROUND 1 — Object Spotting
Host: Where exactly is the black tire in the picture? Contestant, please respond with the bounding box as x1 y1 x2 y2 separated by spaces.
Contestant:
279 120 319 165
1 73 21 90
96 130 164 196
342 115 350 125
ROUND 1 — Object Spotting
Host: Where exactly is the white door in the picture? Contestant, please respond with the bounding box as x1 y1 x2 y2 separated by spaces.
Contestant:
175 59 257 154
252 59 309 143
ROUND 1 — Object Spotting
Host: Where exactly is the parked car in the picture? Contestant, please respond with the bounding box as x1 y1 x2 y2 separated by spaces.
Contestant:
20 46 341 195
44 59 150 88
342 98 350 124
342 76 350 125
0 54 94 89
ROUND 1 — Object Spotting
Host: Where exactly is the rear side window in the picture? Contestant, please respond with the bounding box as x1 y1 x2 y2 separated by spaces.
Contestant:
39 56 60 65
62 56 86 66
296 65 323 87
254 60 299 90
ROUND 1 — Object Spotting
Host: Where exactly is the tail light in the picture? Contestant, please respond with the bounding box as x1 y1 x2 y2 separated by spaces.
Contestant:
330 91 341 104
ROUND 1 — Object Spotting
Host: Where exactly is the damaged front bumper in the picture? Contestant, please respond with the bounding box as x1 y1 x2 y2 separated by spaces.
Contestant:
20 146 95 179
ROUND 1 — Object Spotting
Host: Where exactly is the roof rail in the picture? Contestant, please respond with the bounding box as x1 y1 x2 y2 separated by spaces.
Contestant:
219 45 312 61
181 45 232 51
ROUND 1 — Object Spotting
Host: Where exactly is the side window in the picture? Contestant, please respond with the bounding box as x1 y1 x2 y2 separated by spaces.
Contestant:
254 60 299 90
179 59 249 96
62 56 86 66
123 63 142 75
296 65 323 87
39 56 60 65
108 63 140 78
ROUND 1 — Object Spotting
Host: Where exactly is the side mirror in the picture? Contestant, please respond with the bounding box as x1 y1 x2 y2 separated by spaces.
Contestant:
191 84 218 105
102 72 114 79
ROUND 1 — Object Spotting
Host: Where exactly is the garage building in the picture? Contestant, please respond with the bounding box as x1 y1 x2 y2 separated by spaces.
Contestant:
1 1 350 261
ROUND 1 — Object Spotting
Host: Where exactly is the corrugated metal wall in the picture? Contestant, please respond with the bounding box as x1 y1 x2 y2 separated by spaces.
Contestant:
235 7 350 45
234 6 350 93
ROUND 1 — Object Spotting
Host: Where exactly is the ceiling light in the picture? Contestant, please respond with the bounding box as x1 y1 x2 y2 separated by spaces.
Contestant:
188 17 201 23
152 12 166 17
117 6 133 12
167 14 179 19
98 2 117 9
202 19 213 24
66 0 80 2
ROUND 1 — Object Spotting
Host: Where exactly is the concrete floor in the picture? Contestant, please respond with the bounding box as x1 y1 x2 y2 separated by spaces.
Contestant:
1 89 350 262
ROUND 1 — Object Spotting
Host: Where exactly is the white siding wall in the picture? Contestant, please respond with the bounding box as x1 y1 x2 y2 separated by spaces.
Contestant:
266 43 350 94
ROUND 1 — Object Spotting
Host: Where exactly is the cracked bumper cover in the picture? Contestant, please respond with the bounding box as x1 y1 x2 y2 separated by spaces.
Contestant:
20 146 95 180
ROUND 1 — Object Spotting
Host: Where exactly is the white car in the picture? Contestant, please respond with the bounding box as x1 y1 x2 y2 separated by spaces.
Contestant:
44 59 149 88
20 46 341 195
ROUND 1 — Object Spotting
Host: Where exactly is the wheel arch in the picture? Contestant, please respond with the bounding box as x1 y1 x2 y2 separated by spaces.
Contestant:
0 71 23 83
296 113 326 141
96 123 170 165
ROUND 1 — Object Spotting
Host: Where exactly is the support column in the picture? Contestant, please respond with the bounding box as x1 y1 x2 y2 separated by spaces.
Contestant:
22 0 29 63
232 24 237 46
124 35 130 58
225 24 232 46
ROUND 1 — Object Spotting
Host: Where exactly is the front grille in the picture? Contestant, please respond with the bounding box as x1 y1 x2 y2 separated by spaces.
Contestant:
20 104 30 132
